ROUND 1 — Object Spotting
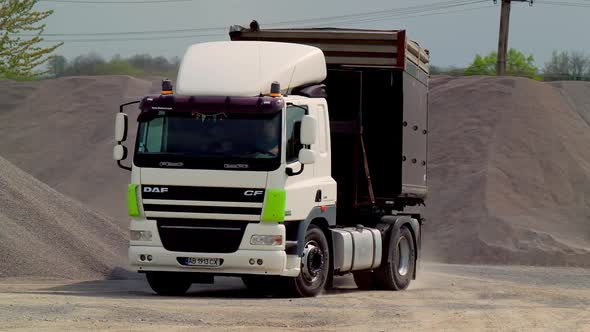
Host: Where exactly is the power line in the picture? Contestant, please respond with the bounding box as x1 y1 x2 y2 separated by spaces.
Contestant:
42 33 226 43
39 3 489 43
270 0 485 27
352 3 493 23
39 0 195 3
38 4 489 43
24 0 483 38
21 27 226 37
536 0 590 7
297 0 487 27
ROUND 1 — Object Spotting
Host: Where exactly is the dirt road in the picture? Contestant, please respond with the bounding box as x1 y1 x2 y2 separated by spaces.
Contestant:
0 264 588 331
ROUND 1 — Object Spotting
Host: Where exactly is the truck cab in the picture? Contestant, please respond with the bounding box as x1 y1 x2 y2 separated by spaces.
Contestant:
114 26 428 297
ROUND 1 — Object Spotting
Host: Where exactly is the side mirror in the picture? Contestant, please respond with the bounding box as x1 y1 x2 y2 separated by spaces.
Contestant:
113 145 128 161
115 113 128 142
300 115 317 145
115 101 139 172
286 148 316 176
299 148 316 165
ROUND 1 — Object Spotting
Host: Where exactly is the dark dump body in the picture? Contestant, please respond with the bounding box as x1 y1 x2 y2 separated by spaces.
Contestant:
230 27 429 222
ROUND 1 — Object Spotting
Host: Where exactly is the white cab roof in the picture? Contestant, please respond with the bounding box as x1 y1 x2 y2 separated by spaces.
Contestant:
176 41 327 97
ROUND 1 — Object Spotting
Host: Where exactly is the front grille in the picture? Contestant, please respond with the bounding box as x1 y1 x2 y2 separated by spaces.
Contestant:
157 218 251 253
144 204 262 215
142 185 265 202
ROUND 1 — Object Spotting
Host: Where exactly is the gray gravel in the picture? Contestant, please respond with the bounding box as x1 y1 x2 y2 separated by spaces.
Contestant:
0 263 588 331
426 76 590 267
0 156 127 279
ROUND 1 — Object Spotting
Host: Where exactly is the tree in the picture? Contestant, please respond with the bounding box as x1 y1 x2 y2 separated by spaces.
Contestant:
505 48 537 77
67 53 105 76
0 0 62 79
544 50 571 78
465 49 537 77
430 65 465 76
97 55 142 76
47 54 66 78
570 51 589 79
464 53 496 76
544 50 590 80
52 53 181 77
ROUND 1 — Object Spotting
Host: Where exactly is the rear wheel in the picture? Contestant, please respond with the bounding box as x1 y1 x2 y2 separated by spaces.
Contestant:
145 272 192 296
284 224 330 297
375 226 415 290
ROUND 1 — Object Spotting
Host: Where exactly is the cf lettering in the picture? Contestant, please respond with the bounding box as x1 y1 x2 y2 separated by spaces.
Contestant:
244 190 264 196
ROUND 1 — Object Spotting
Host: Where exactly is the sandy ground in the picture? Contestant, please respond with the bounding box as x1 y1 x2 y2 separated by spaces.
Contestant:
0 263 589 331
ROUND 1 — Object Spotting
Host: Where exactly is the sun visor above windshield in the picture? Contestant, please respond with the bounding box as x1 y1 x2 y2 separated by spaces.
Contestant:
176 41 327 96
138 95 284 121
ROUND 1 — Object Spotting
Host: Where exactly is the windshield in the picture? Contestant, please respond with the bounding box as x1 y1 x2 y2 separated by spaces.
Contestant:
134 111 281 171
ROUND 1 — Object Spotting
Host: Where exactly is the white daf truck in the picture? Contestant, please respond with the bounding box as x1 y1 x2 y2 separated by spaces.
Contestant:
113 24 429 297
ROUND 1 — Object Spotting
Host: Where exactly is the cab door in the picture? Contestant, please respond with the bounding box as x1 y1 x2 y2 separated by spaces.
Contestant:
283 102 317 220
313 99 336 207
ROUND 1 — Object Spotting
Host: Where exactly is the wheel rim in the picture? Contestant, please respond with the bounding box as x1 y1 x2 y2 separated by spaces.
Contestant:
301 240 325 283
397 235 410 276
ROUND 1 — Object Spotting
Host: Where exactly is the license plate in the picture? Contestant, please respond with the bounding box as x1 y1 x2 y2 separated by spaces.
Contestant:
185 257 221 267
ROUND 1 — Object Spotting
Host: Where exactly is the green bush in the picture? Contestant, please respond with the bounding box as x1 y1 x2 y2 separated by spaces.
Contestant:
464 49 537 78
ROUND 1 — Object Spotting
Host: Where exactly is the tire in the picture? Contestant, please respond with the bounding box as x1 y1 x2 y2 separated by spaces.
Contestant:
375 226 416 291
146 272 192 296
284 224 330 297
353 270 377 290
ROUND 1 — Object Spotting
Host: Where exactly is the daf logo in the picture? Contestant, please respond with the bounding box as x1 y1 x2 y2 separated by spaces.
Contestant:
143 187 169 193
244 190 264 197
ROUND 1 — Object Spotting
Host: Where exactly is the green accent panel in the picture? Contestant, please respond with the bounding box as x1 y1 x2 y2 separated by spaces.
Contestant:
261 189 286 222
128 184 140 217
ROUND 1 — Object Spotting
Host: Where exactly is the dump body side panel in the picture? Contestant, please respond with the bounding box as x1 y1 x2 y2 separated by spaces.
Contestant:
401 66 428 198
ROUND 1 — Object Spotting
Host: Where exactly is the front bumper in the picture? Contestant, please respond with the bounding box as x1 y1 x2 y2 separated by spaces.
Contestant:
130 246 301 276
129 220 300 277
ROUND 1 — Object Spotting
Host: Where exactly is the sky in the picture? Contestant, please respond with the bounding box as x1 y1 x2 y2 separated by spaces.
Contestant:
35 0 590 68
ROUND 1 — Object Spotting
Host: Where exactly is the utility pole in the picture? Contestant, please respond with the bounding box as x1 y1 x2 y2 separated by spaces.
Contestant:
495 0 533 76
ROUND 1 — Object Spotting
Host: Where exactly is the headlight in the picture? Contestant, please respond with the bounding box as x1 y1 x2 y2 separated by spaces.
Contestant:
130 230 152 241
250 234 283 246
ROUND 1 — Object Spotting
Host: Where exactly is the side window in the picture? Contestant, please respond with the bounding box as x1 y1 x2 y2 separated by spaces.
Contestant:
285 105 307 163
138 116 165 153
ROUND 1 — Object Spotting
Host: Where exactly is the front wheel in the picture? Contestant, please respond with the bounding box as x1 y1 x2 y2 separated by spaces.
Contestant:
284 224 330 297
146 272 192 296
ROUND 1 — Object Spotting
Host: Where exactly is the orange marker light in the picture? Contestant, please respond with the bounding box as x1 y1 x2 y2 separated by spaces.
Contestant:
270 81 281 97
161 79 173 95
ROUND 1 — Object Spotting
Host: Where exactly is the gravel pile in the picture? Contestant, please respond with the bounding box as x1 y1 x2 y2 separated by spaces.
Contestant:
0 156 127 279
426 76 590 266
0 75 161 225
